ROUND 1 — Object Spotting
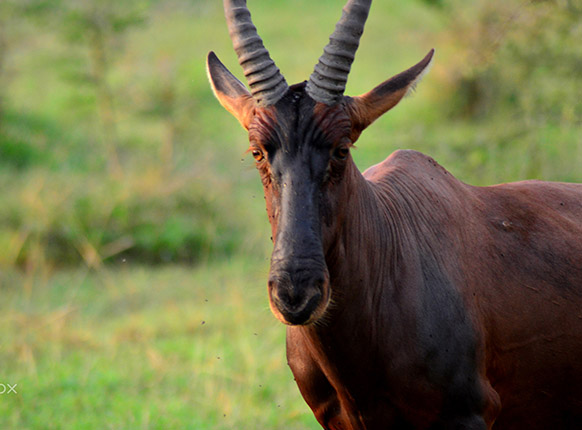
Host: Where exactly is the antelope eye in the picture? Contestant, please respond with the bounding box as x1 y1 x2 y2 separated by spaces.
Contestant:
251 149 264 162
333 146 350 161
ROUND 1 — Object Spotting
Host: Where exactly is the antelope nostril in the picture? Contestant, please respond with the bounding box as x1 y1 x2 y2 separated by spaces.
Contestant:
277 286 321 314
280 290 322 325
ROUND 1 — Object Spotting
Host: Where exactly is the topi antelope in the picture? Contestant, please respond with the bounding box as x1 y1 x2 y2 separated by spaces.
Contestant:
207 0 582 428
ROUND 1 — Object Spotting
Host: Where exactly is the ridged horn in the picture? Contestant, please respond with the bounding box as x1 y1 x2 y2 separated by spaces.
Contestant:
306 0 372 105
224 0 289 107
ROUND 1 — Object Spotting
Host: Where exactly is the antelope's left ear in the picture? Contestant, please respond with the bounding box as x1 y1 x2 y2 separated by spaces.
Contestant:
345 49 434 143
207 51 256 130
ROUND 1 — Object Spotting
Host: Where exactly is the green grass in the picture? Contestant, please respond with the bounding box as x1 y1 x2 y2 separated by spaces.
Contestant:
0 258 320 429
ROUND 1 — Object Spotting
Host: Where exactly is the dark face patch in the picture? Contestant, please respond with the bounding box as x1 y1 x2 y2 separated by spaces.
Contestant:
247 84 353 325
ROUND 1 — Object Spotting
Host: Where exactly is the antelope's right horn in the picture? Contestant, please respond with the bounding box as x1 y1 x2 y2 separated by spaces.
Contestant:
306 0 372 106
224 0 289 107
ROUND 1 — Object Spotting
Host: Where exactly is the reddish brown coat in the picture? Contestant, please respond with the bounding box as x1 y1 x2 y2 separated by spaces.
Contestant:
208 1 582 428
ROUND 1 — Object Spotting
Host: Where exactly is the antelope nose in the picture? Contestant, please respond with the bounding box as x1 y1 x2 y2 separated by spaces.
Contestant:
268 275 324 325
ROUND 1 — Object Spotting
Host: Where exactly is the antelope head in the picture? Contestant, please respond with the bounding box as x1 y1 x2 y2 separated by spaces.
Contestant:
207 0 433 325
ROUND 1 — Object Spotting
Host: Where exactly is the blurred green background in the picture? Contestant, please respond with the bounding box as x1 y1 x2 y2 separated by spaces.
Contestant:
0 0 580 428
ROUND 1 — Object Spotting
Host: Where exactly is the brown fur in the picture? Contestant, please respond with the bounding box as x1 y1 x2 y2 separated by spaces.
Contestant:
290 148 582 429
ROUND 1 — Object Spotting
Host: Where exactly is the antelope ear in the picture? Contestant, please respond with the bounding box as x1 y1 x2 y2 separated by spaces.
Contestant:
346 49 434 143
207 51 255 130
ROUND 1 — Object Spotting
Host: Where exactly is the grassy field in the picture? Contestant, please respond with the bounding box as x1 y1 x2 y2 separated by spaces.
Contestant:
1 0 581 428
0 258 320 429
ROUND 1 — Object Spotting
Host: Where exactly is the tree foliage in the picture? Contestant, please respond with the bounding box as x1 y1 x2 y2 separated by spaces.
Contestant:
436 0 582 123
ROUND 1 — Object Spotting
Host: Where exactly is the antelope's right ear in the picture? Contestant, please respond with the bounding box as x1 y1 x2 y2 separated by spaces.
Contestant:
207 51 256 130
345 49 434 143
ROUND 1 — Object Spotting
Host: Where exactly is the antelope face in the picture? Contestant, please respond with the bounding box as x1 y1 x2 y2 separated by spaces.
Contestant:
248 85 353 325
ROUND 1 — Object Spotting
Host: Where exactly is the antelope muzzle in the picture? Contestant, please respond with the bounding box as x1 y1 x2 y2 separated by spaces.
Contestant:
268 258 330 326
